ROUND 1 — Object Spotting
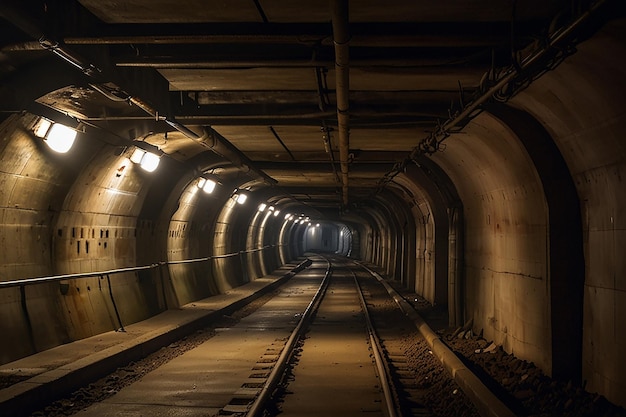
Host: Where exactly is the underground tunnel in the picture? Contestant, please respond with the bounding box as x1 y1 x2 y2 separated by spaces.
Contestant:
0 0 625 416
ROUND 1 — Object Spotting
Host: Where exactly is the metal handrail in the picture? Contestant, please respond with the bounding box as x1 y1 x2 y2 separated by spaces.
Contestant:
0 244 282 289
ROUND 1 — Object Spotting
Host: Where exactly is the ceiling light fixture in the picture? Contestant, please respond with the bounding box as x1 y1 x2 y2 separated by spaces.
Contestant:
258 203 267 212
130 147 160 172
33 117 77 153
232 190 248 205
197 177 217 194
236 193 248 204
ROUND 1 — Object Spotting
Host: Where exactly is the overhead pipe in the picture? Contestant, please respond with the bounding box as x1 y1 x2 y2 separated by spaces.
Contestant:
0 3 276 187
407 0 609 158
193 127 278 186
331 0 351 207
107 90 277 186
269 126 296 161
377 0 610 191
321 124 341 184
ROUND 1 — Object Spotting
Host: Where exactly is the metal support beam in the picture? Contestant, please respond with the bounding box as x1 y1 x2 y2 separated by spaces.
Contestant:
331 0 351 207
193 127 278 186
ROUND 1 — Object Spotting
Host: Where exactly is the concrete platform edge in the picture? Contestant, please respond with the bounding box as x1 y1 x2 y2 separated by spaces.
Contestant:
0 259 311 417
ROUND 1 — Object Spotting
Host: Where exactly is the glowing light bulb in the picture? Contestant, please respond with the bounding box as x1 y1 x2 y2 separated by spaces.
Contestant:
44 123 77 153
202 178 216 193
130 148 145 163
34 118 52 138
236 193 247 204
139 151 160 172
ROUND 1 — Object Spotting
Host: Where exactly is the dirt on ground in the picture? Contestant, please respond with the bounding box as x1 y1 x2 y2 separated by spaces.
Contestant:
399 284 626 417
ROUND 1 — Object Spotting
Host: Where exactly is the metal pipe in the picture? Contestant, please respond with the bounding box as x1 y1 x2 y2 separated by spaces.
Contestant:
62 32 513 48
114 57 489 69
195 127 278 186
269 126 296 161
1 4 276 187
409 0 608 159
158 266 169 310
322 125 341 183
331 0 351 207
19 285 36 351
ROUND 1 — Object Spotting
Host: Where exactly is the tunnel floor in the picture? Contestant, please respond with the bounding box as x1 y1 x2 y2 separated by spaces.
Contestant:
0 259 624 417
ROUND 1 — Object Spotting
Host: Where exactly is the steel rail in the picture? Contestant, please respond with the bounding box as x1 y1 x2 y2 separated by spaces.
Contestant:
358 262 517 417
245 256 333 417
246 254 399 416
350 266 399 417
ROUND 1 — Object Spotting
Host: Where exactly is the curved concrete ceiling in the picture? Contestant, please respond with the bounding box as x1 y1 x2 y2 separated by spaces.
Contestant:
2 0 612 212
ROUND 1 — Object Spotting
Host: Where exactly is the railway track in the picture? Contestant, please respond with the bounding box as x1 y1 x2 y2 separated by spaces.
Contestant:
262 256 392 417
25 255 484 417
262 256 437 417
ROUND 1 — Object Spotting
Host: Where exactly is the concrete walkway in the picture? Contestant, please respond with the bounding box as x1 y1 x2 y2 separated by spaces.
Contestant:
0 260 309 416
77 261 324 417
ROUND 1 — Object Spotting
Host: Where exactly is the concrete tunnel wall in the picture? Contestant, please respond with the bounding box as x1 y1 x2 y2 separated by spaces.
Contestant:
391 166 460 309
166 176 222 306
0 114 302 363
511 18 626 404
418 18 622 404
0 114 169 358
0 16 625 407
431 110 552 374
344 17 626 406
